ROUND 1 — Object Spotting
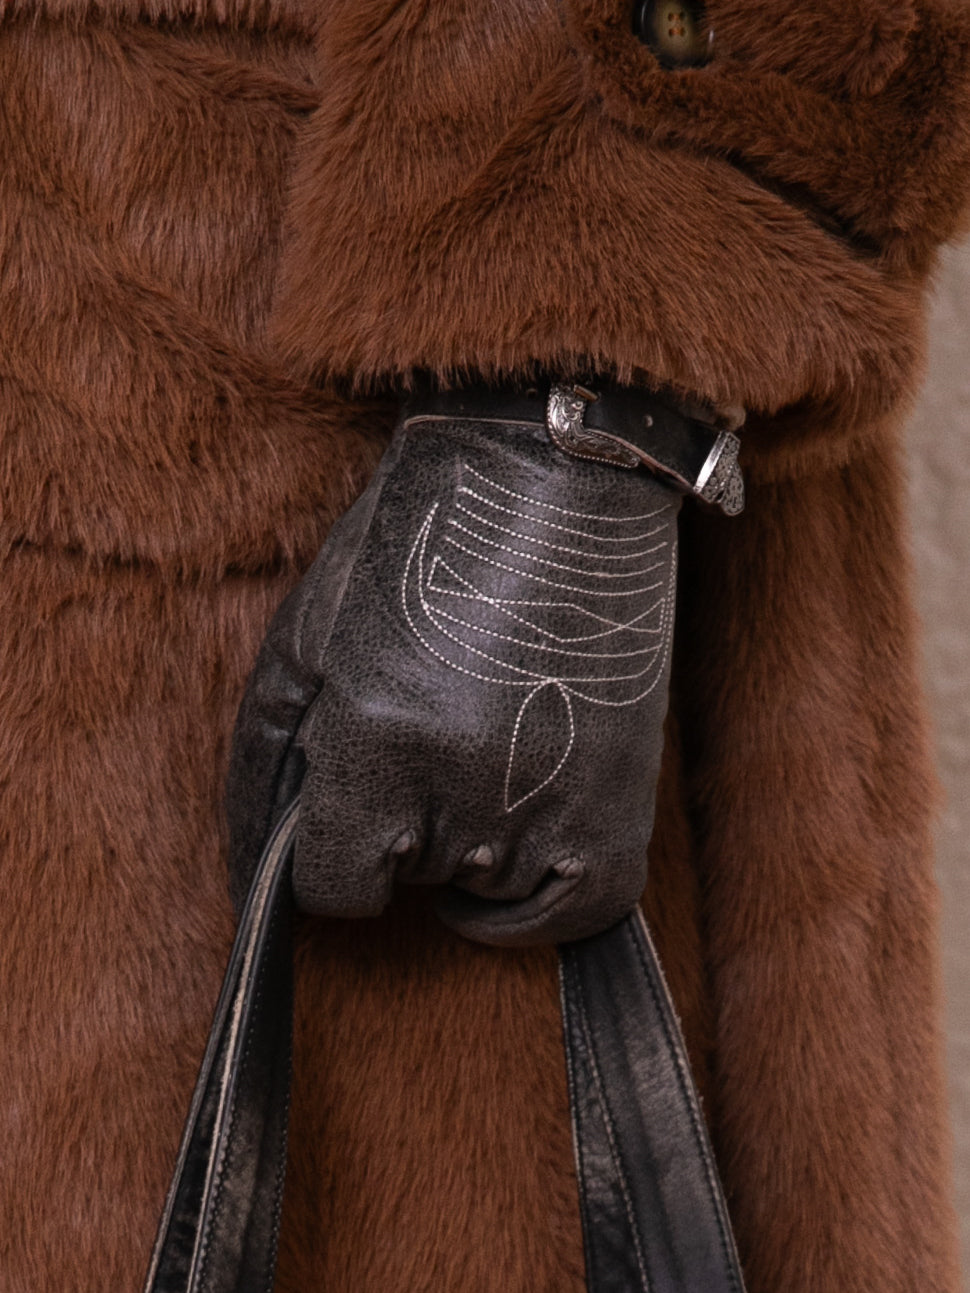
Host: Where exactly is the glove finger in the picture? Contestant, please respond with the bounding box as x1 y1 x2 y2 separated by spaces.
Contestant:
436 806 650 947
434 866 587 948
292 717 425 918
408 797 513 889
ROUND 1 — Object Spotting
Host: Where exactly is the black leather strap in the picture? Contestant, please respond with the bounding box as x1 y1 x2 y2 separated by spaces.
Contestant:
146 807 746 1292
144 801 298 1293
560 911 746 1293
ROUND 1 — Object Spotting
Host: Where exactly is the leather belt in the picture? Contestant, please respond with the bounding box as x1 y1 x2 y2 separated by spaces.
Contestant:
404 381 745 516
144 802 747 1293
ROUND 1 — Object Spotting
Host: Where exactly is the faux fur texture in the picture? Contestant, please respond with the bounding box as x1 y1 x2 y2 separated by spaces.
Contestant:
677 450 957 1288
273 0 970 479
0 19 386 577
0 2 964 1291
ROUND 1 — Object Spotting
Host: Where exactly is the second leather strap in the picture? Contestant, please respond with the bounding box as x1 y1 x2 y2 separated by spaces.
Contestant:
560 911 746 1293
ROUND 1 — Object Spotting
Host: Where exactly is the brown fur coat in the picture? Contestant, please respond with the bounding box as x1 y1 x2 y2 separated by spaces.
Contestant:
2 1 968 1289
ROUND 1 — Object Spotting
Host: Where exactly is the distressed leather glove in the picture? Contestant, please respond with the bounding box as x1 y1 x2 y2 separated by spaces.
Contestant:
226 384 741 946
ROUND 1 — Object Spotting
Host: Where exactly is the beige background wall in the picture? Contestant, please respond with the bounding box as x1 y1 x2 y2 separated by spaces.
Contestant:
907 236 970 1288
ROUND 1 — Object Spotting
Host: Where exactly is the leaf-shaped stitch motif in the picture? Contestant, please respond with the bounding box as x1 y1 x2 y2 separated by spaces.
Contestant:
505 683 575 812
401 462 677 815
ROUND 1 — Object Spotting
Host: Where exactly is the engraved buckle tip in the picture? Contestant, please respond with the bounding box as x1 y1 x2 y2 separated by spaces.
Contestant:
695 431 745 516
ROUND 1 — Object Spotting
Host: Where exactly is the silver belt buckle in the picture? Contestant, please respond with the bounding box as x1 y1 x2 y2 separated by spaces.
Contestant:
546 384 641 470
694 432 745 517
547 383 745 516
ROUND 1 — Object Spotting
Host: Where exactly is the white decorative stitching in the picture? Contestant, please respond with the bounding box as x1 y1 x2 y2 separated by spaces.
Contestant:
441 533 665 599
421 596 665 663
416 532 665 686
401 508 533 690
427 560 666 638
455 486 667 543
504 684 576 812
401 465 677 811
462 464 669 523
454 500 667 562
428 561 665 643
445 517 667 580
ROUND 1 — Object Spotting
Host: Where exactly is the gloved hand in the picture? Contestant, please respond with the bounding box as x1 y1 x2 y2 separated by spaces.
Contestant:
226 387 703 946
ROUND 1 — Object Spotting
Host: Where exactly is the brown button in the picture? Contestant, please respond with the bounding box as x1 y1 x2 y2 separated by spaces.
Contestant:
633 1 714 68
